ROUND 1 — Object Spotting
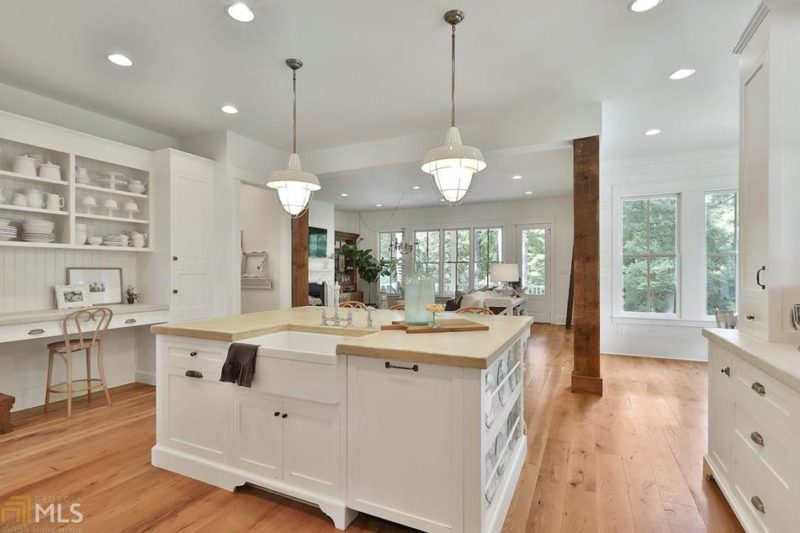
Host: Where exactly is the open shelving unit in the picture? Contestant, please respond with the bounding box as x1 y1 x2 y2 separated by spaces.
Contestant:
0 135 153 252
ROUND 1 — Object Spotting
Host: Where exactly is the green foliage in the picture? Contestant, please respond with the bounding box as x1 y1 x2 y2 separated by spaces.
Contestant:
705 192 737 314
342 244 396 286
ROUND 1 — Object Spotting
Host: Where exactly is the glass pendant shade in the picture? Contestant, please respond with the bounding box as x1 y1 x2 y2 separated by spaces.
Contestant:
422 126 487 205
267 153 321 216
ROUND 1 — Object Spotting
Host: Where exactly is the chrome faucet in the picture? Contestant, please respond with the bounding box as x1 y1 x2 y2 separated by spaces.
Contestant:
345 309 354 328
366 306 376 329
321 306 345 327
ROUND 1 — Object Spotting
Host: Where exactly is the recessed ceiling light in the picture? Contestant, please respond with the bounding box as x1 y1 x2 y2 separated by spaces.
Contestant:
107 53 133 67
524 191 533 195
669 68 696 80
512 175 523 180
340 193 348 197
645 129 662 136
412 185 421 190
629 0 663 13
227 2 255 22
375 204 383 207
220 105 238 115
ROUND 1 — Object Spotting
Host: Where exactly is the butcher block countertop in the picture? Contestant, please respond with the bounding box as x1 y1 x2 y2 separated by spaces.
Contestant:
152 306 533 369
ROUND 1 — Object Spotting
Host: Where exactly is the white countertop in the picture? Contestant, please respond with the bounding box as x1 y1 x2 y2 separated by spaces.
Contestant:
703 328 800 391
0 303 169 327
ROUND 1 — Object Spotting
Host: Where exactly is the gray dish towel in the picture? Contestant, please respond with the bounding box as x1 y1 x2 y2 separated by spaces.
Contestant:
220 343 259 387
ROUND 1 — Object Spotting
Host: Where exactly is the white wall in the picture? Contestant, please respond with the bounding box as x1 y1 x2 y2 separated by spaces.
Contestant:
600 147 738 361
344 196 574 323
308 201 336 305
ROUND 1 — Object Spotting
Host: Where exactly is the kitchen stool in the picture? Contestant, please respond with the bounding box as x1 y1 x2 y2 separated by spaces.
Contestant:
44 307 113 418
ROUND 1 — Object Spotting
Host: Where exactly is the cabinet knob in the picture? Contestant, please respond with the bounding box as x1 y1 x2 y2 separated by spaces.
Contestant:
746 314 755 321
274 411 280 417
189 351 197 357
721 367 730 376
751 495 765 514
172 289 178 294
172 256 178 261
751 382 766 396
750 431 765 447
281 413 288 419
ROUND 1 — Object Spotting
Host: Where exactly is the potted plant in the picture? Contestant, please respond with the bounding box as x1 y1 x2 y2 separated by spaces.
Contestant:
341 244 396 305
125 285 140 304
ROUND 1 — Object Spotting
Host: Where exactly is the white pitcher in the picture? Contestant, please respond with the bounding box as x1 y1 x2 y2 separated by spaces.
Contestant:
45 192 65 211
24 188 44 209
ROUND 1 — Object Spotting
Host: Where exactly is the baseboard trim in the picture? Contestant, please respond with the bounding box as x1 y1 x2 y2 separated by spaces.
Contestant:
135 371 155 385
571 373 603 395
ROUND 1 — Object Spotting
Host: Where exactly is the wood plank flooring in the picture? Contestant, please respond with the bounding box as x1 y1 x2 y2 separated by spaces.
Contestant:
0 324 741 532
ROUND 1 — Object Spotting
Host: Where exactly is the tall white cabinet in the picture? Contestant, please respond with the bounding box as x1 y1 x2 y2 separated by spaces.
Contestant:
735 1 800 343
149 149 215 322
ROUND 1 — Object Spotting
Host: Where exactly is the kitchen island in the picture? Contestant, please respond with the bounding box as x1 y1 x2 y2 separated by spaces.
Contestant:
151 307 532 533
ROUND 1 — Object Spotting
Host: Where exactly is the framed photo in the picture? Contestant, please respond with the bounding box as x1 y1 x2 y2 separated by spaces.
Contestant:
66 267 123 305
54 284 91 310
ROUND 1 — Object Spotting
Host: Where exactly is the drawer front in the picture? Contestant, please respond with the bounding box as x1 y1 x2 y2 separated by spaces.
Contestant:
738 295 767 340
165 343 226 374
110 311 168 329
732 357 800 442
251 356 340 404
0 320 61 343
734 401 799 495
733 437 791 533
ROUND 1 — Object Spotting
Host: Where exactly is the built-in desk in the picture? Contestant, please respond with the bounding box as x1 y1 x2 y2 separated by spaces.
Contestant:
0 304 169 344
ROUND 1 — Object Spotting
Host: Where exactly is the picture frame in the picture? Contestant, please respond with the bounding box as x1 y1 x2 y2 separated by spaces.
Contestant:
54 284 91 310
66 267 123 305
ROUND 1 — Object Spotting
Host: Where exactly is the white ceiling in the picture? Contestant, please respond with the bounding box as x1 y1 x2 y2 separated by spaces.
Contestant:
316 145 575 211
0 0 758 208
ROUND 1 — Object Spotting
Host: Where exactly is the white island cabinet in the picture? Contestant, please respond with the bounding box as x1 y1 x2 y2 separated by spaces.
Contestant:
151 307 532 532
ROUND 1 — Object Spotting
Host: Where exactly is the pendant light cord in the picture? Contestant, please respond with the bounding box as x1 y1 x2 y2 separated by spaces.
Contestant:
292 69 297 154
451 23 456 128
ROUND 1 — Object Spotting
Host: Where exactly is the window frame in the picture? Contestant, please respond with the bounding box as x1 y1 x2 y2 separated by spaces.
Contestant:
619 194 681 318
472 227 503 291
378 230 405 293
703 189 738 318
442 228 472 296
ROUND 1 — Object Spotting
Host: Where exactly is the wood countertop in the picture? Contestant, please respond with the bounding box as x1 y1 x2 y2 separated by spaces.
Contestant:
703 328 800 391
152 306 533 369
0 303 169 327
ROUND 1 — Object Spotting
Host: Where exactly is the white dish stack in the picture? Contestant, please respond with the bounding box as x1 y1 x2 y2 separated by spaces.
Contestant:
22 218 55 243
76 223 87 245
0 218 17 241
102 234 128 247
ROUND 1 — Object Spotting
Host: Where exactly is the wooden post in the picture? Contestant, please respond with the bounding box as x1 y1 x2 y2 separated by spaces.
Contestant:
571 136 603 395
291 212 309 308
0 393 14 433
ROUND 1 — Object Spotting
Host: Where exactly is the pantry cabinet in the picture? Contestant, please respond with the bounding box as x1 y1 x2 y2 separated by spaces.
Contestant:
735 1 800 343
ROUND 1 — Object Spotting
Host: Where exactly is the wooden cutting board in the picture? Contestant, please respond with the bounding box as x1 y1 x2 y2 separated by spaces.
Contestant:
381 319 489 334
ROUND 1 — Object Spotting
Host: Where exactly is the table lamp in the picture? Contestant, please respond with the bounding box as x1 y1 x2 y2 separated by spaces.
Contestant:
490 263 519 296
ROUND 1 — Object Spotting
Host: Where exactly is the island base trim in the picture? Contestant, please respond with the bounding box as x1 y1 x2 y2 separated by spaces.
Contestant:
571 373 603 395
703 454 750 533
151 445 354 530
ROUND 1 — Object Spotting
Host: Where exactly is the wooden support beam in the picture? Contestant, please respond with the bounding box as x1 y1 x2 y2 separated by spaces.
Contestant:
291 212 309 308
571 136 602 395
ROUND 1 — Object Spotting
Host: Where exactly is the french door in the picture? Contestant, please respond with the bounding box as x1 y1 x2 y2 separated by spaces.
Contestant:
518 224 552 323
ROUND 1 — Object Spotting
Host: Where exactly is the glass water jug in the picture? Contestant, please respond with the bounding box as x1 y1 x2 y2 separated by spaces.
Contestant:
404 270 435 325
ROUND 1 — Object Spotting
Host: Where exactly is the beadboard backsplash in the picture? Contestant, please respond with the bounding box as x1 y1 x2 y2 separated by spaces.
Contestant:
0 248 139 312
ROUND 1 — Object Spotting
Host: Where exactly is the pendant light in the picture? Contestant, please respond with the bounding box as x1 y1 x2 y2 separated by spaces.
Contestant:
267 58 321 217
421 9 486 206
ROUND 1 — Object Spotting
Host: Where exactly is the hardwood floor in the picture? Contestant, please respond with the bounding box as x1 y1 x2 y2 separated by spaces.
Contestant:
0 324 741 532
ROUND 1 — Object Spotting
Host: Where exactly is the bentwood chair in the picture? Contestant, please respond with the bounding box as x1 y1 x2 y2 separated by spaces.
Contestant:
388 304 405 311
340 301 367 310
45 307 113 417
456 307 494 316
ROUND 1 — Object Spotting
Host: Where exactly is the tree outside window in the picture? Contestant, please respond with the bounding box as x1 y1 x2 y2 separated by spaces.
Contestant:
474 228 502 289
622 196 678 313
414 230 440 294
443 229 470 296
705 191 737 314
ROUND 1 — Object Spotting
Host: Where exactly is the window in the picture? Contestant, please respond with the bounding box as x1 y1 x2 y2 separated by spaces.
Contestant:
473 228 502 289
443 229 471 295
621 196 678 314
378 231 404 293
521 228 547 296
414 230 441 294
705 191 737 314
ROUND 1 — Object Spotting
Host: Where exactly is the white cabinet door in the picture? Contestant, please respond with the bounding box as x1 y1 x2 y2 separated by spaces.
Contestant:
163 365 230 463
172 269 212 322
233 392 282 480
708 345 734 479
282 402 341 497
347 356 464 533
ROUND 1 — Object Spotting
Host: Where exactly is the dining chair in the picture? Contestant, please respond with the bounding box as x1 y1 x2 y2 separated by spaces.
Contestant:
388 304 405 311
45 307 113 418
340 301 367 309
456 307 494 316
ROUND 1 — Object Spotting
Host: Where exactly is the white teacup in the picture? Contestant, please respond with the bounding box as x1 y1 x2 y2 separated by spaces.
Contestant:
13 193 27 207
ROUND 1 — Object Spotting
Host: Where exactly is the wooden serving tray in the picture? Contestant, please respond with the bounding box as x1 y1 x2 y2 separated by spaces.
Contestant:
381 319 489 334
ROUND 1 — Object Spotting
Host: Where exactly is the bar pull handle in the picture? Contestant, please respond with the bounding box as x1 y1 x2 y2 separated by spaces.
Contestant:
751 382 766 396
385 361 419 372
28 328 45 335
750 431 764 446
756 266 766 290
124 318 137 324
751 495 765 513
185 370 203 379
